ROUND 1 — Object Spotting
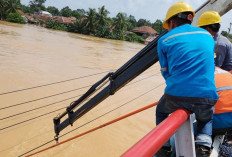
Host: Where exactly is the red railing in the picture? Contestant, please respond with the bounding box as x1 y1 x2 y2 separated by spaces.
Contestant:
121 109 191 157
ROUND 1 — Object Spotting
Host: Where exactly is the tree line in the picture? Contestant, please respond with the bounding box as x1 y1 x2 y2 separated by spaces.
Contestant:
1 0 231 43
0 0 165 43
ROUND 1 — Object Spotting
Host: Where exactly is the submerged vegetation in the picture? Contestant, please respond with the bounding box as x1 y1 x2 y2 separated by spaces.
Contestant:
6 12 26 24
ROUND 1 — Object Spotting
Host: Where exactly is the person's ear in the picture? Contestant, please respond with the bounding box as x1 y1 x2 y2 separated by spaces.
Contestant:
205 27 215 36
168 20 174 31
187 14 193 21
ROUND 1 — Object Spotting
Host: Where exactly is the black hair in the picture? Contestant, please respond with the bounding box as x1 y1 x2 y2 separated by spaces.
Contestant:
201 23 220 33
168 12 193 27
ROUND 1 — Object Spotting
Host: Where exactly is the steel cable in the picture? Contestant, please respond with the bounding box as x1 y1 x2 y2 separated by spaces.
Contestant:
18 83 164 157
0 71 109 96
0 95 80 121
0 107 66 131
0 75 161 130
0 85 91 110
0 72 160 121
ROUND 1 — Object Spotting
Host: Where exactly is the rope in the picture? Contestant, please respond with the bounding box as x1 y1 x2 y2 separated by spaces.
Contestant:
25 102 158 157
18 84 163 157
0 71 109 96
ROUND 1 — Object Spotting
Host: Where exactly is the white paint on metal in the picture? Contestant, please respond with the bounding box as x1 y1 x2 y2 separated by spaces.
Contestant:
174 114 196 157
210 135 225 157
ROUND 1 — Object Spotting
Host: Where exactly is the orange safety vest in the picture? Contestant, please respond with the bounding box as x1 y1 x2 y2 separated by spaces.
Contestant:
214 67 232 114
213 67 232 134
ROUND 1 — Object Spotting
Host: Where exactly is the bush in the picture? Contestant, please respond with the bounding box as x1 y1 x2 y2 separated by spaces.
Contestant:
68 20 88 34
39 19 45 26
6 13 26 24
46 21 67 31
125 33 144 43
95 25 111 38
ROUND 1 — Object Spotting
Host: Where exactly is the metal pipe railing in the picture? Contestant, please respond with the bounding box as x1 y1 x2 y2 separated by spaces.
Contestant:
121 109 191 157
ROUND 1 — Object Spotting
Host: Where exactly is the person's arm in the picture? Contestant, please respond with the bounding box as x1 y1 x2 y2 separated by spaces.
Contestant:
215 44 227 67
157 41 170 80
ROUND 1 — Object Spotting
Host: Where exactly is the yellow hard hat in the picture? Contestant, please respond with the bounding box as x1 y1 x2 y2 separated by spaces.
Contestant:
198 11 222 27
163 1 195 29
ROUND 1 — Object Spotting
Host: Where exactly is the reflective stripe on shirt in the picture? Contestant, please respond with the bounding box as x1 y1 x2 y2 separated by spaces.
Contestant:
163 31 211 42
160 67 168 71
215 68 228 74
216 86 232 92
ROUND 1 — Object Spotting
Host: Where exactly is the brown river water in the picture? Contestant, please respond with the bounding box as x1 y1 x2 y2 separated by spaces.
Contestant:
0 21 165 157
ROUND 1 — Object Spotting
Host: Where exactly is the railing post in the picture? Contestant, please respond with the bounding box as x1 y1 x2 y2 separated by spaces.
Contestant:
174 114 196 157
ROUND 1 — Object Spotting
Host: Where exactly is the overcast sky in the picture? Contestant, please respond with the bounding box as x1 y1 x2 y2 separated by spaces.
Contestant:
21 0 232 32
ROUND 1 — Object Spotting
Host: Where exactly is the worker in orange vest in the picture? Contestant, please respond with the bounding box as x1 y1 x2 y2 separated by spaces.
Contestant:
213 67 232 135
211 67 232 156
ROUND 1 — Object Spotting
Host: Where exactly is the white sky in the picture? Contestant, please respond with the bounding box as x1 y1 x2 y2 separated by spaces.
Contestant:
21 0 232 33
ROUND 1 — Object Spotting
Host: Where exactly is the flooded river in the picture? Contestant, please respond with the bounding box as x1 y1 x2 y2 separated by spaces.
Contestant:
0 21 165 157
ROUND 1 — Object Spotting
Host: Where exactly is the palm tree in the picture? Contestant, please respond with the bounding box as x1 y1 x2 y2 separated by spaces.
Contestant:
112 12 128 40
34 0 46 7
0 0 6 20
29 0 46 12
4 0 21 15
85 8 97 34
97 6 109 26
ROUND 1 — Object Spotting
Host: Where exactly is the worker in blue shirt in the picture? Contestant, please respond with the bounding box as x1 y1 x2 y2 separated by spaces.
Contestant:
155 2 219 157
198 11 232 72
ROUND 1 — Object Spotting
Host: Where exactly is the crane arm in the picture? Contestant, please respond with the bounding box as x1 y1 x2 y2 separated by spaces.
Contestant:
53 0 232 139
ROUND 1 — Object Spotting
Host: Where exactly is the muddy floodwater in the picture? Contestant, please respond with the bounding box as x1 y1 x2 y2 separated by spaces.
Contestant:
0 21 165 157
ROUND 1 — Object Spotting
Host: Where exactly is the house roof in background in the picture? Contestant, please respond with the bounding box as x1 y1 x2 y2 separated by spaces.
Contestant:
131 26 157 34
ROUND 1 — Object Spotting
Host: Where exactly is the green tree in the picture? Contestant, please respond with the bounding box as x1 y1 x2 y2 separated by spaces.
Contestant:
125 32 144 43
97 6 109 26
94 6 111 38
85 8 97 34
152 19 165 34
127 15 137 30
21 4 33 13
68 19 88 34
47 6 59 16
76 9 86 18
95 25 111 38
5 0 21 15
60 6 72 17
72 10 80 19
221 31 228 37
40 5 46 11
34 0 46 7
29 0 46 12
137 18 146 27
6 12 26 24
137 18 152 27
0 0 6 20
112 12 128 40
0 0 21 20
46 20 67 31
